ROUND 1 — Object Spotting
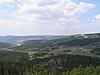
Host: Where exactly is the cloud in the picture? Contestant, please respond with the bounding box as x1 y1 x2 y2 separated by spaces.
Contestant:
0 0 14 4
16 0 95 16
0 0 96 35
92 14 100 25
15 0 95 23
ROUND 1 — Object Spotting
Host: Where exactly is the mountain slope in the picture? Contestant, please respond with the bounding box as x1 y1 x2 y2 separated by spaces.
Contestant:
0 42 11 48
0 36 65 43
11 33 100 52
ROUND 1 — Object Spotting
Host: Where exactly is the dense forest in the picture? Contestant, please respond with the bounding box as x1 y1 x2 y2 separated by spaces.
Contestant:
0 63 100 75
0 51 100 75
0 33 100 75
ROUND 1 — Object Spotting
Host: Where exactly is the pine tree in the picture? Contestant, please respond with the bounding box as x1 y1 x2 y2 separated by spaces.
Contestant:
84 65 96 75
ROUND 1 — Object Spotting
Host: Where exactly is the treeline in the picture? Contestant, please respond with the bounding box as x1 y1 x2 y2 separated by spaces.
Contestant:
0 64 100 75
0 51 100 75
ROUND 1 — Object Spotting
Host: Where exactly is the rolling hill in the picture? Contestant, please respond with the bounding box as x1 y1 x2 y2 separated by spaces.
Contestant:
0 33 100 74
0 35 65 43
12 33 100 49
0 33 100 58
10 33 100 58
0 42 11 48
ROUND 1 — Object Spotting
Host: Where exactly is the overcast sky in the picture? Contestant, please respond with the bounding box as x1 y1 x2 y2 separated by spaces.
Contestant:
0 0 100 36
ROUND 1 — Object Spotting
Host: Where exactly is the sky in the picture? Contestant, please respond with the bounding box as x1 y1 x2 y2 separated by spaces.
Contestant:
0 0 100 36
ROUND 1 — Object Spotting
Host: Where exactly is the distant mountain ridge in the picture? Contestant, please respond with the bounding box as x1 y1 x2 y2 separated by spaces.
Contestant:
10 33 100 56
0 35 65 43
1 33 100 48
72 33 100 38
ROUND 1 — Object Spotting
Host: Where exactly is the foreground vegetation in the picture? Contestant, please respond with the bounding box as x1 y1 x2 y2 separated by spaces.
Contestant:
0 63 100 75
0 51 100 75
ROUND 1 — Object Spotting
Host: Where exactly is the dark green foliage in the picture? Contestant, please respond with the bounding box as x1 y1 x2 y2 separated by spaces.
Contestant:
0 63 100 75
57 38 100 46
91 48 100 55
0 50 29 63
0 51 100 75
0 42 11 48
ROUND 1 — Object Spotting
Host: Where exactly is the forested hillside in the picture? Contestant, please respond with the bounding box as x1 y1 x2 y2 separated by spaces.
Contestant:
0 33 100 74
0 51 100 75
0 42 11 48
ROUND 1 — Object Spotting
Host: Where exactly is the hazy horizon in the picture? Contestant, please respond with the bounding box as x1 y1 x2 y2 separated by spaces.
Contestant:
0 0 100 36
0 32 100 36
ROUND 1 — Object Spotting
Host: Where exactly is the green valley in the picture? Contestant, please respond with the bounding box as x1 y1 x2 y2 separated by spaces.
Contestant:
0 33 100 75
